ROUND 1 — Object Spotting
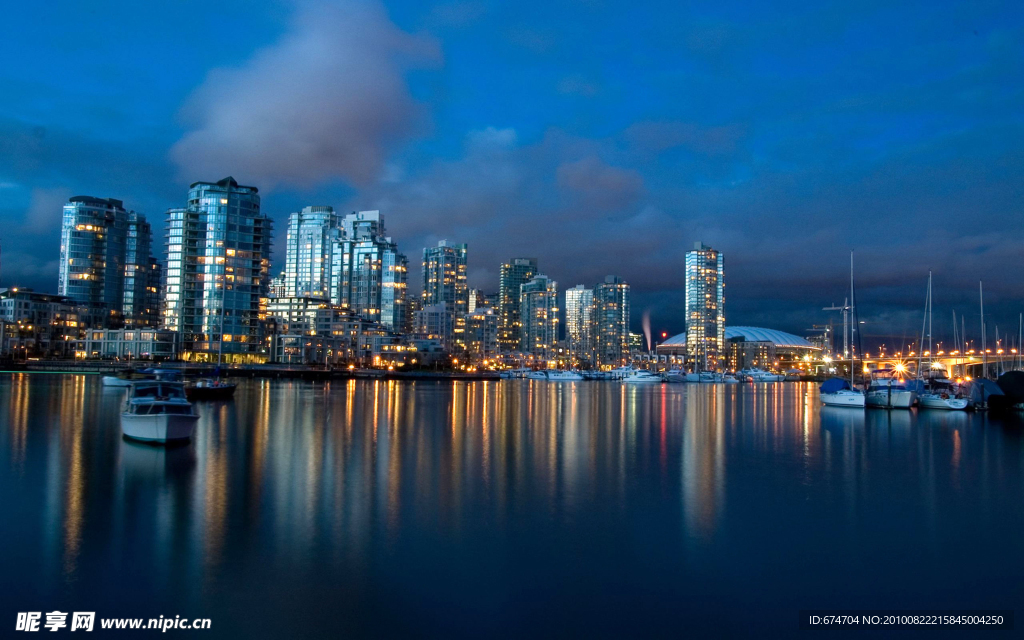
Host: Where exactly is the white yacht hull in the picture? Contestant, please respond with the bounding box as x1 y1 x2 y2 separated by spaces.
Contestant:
103 375 133 387
918 394 969 410
820 390 866 408
685 373 719 383
866 389 917 409
121 413 198 443
623 376 661 384
546 373 585 381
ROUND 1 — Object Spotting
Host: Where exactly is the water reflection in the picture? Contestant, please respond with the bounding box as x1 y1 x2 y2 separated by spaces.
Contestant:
2 375 1023 637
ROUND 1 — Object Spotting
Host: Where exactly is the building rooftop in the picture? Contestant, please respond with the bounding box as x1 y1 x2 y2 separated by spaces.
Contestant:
660 326 816 349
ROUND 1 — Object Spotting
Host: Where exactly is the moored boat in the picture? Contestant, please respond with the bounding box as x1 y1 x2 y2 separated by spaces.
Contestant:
738 367 785 382
546 370 585 381
819 377 865 408
121 381 199 443
185 379 237 401
622 370 662 383
662 368 686 383
865 369 917 409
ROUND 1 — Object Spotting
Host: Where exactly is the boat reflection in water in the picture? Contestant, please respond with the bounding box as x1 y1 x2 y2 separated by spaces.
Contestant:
2 375 1023 638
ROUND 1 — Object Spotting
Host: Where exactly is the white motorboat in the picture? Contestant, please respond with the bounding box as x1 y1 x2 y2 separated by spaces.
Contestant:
103 368 183 387
608 366 636 380
525 371 549 380
918 391 969 410
738 367 785 382
544 370 585 381
865 369 917 409
120 381 199 443
662 368 686 383
622 370 662 383
722 374 740 384
684 371 719 383
819 377 865 408
499 368 532 379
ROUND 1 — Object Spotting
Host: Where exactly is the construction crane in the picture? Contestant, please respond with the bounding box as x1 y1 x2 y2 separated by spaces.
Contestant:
823 298 851 358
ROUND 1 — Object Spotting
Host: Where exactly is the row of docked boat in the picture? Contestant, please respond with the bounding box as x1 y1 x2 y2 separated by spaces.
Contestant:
502 367 794 384
820 369 971 410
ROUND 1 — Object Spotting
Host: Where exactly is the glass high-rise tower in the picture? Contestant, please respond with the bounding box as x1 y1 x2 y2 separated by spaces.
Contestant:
565 284 594 365
331 210 408 331
163 177 272 362
421 240 468 349
593 276 630 367
519 274 558 358
497 257 537 352
685 242 725 371
283 206 340 299
59 195 157 327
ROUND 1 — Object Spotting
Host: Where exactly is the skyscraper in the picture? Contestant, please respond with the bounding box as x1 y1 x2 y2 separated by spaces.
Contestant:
519 274 558 358
464 307 498 362
421 240 468 349
497 257 537 352
685 242 725 371
283 206 340 299
123 212 160 327
163 177 272 362
565 284 594 365
593 276 630 367
332 211 408 331
58 195 157 327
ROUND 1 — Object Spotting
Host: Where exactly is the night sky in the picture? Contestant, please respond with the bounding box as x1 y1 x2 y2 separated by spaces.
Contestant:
0 0 1021 346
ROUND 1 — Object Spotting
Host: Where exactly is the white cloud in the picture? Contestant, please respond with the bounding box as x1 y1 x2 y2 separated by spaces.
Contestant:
170 0 441 190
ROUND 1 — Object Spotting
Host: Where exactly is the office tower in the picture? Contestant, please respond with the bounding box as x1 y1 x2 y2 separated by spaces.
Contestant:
497 257 537 352
519 274 558 358
283 206 340 299
685 242 725 371
332 210 408 332
593 276 630 367
58 196 132 326
565 284 594 365
465 307 498 362
163 177 272 362
421 240 468 349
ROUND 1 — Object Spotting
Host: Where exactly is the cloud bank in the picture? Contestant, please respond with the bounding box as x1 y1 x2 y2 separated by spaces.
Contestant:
170 1 440 189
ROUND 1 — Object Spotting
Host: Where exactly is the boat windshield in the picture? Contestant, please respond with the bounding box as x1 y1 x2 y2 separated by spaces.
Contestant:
132 384 187 400
129 403 194 415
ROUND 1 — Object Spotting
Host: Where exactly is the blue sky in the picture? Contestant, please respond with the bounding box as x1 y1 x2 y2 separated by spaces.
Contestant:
0 0 1021 343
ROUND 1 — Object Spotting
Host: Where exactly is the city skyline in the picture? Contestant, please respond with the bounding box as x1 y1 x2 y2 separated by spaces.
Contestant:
0 1 1021 342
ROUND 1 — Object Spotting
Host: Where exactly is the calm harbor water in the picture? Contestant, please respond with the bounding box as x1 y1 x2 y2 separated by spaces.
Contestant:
1 373 1023 637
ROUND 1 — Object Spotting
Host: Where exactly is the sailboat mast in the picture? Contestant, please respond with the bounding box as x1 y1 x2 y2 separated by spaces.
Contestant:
980 282 987 379
850 251 855 387
916 273 928 381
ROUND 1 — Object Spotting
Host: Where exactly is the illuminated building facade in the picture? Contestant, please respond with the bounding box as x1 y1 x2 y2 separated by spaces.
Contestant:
163 177 272 362
593 276 630 367
519 274 558 358
331 211 408 332
685 242 725 371
497 257 537 352
283 206 340 299
465 307 498 361
564 284 594 365
59 196 158 327
421 240 468 349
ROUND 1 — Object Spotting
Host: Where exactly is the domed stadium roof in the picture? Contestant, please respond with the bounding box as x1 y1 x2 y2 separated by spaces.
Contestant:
660 326 817 349
726 326 816 348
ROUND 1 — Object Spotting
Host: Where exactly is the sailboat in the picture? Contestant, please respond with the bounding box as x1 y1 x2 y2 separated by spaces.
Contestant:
820 252 866 408
916 272 968 410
